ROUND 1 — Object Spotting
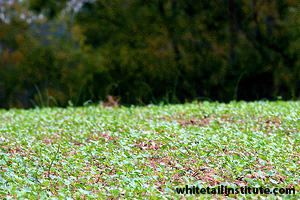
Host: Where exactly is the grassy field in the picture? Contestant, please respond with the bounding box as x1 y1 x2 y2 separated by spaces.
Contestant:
0 101 299 199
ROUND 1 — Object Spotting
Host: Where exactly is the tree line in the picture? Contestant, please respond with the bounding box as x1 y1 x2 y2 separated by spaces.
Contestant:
1 0 300 108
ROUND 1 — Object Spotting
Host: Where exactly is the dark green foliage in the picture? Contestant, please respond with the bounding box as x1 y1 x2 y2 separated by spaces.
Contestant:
1 0 300 108
29 0 68 18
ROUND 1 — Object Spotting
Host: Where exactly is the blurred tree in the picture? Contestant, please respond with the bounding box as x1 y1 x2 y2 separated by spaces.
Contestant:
0 0 32 108
0 0 90 108
1 0 299 108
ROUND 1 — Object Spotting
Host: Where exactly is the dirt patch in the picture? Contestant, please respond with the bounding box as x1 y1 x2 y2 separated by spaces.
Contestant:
139 151 223 187
135 139 162 151
0 145 35 159
42 138 59 146
95 132 118 142
220 115 235 122
68 131 119 146
158 114 239 128
179 118 211 127
191 166 222 186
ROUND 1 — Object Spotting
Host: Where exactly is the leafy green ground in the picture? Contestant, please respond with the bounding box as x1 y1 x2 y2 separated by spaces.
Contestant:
0 101 299 199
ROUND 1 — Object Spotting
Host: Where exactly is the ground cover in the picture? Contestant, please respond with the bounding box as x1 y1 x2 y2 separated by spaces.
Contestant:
0 101 299 199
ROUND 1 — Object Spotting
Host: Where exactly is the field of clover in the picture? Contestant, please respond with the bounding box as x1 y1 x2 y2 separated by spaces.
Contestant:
0 101 299 199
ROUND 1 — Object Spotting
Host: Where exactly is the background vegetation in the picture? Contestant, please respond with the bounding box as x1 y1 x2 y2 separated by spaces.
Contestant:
1 0 300 109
